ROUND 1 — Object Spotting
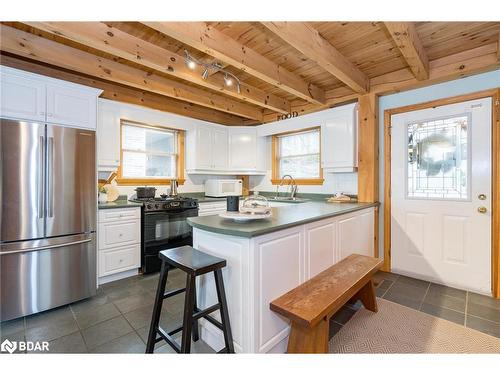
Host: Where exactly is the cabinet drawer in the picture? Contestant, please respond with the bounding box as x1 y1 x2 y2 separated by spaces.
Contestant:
98 244 140 277
98 207 141 223
98 219 140 249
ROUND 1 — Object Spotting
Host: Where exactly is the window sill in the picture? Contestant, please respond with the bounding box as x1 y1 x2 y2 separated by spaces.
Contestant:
270 178 324 186
116 178 186 186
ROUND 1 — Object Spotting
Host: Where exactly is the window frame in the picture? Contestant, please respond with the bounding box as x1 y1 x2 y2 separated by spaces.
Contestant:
271 126 324 185
116 119 185 186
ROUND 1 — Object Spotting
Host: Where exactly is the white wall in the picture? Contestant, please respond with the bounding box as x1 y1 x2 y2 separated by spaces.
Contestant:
98 99 237 198
250 103 359 195
378 69 500 256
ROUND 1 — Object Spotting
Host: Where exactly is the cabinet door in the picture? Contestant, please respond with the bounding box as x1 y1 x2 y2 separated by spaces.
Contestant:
0 71 46 121
212 127 228 170
337 208 374 260
97 108 120 168
46 84 97 129
195 127 213 169
228 128 257 170
321 108 357 171
304 218 337 279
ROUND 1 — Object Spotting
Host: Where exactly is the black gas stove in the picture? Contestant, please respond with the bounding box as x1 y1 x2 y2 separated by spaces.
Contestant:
129 196 198 212
129 196 199 273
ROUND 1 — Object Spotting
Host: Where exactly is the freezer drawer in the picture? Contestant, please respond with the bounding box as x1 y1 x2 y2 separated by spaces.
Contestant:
0 233 96 321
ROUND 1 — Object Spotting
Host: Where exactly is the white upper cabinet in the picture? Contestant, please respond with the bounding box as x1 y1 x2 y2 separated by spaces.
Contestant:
228 127 259 172
187 125 228 173
0 66 101 129
211 127 228 170
1 69 46 122
46 84 98 129
321 103 358 172
187 125 266 175
97 106 120 170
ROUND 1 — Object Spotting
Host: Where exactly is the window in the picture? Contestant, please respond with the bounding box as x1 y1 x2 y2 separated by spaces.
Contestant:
272 127 323 185
117 120 185 185
406 114 470 200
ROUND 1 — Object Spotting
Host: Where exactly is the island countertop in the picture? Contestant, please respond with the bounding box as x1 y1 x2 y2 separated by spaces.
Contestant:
187 201 379 238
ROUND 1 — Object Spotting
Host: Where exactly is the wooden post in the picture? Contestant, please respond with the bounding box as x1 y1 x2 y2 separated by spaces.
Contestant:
357 93 379 203
358 93 380 261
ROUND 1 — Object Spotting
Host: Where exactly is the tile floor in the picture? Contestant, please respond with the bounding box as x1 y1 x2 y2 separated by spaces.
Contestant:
2 270 499 353
0 269 214 354
330 271 500 340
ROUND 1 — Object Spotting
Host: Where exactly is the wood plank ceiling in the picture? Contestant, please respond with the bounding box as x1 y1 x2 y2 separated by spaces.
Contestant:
1 21 499 125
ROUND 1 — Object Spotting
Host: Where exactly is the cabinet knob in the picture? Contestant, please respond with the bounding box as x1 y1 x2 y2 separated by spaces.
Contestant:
118 233 123 237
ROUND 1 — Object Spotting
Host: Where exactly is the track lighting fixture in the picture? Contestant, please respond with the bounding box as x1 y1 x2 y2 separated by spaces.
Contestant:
184 50 241 93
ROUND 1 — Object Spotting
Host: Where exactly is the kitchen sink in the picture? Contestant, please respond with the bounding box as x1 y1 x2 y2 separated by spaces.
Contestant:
270 197 309 203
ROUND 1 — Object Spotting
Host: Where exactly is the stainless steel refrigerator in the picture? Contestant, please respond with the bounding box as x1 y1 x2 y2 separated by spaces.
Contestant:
0 118 97 321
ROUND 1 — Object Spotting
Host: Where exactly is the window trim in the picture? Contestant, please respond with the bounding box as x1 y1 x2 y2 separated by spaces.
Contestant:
116 119 185 186
271 126 324 185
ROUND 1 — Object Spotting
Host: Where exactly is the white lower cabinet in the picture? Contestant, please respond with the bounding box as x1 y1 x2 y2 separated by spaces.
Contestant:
97 207 141 283
192 206 375 353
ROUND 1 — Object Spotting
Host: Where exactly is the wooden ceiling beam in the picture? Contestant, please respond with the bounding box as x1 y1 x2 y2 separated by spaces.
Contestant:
23 22 290 114
0 24 263 121
384 22 429 80
142 22 326 105
0 53 247 126
261 22 369 94
258 42 500 123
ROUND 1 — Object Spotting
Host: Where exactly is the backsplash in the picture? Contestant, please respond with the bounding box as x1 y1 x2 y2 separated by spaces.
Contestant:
249 171 358 196
98 171 238 198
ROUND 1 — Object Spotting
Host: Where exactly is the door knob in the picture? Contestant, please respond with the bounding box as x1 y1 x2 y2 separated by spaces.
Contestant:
478 194 487 200
477 206 487 214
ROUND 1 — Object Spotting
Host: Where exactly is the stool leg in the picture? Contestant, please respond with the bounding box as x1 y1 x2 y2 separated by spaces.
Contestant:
180 274 196 353
146 262 169 353
192 281 200 342
214 269 234 353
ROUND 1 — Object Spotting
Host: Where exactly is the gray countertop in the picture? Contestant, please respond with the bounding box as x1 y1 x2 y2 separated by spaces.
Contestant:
98 200 143 209
187 201 378 238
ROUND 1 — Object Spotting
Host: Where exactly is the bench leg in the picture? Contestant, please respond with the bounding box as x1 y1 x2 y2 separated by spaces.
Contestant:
354 279 378 312
286 318 329 354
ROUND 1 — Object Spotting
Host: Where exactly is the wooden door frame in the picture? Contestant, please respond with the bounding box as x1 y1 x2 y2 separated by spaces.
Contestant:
383 88 500 298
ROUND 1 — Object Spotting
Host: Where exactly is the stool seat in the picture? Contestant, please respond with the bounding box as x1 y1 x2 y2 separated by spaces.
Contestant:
159 246 226 276
147 246 234 354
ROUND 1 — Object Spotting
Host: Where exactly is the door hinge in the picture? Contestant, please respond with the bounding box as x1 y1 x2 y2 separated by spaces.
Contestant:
495 99 499 106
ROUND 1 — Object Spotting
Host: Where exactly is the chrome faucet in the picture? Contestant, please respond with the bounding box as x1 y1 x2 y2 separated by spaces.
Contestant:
276 174 298 199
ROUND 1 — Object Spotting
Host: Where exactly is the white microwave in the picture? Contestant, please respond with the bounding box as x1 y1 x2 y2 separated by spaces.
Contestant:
205 179 242 197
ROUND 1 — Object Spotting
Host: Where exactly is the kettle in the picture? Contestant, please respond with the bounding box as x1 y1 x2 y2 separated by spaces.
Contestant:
170 179 178 196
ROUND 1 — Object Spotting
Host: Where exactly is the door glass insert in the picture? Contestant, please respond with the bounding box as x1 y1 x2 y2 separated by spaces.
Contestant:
406 114 470 200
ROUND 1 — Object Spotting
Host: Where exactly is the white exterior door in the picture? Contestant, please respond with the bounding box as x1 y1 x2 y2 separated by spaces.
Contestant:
391 97 492 294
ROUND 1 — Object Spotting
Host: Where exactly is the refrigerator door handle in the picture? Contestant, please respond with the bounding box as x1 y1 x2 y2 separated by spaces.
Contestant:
38 135 45 219
0 238 92 256
47 136 54 217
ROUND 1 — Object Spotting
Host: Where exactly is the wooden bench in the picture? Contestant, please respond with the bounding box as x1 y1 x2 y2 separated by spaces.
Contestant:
270 254 383 353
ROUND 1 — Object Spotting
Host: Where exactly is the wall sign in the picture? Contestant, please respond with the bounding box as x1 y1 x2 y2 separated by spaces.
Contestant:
277 111 299 121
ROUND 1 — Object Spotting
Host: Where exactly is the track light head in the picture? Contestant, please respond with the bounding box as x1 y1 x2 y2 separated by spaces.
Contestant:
202 68 209 80
224 73 233 87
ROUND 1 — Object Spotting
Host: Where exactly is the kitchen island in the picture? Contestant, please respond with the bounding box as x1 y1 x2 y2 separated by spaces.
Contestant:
187 201 378 353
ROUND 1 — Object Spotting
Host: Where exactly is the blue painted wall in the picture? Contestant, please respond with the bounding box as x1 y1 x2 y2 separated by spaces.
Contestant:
378 69 500 256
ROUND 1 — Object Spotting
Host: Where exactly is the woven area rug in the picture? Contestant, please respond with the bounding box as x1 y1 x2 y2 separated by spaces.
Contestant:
329 299 500 353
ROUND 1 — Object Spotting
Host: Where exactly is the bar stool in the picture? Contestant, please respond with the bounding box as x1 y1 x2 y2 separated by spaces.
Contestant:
145 245 234 354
